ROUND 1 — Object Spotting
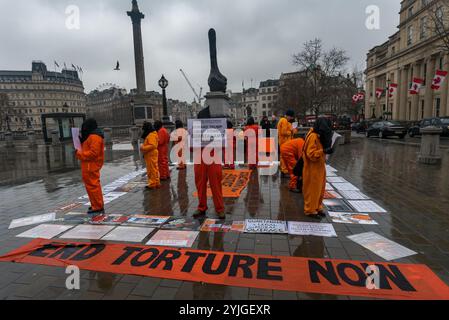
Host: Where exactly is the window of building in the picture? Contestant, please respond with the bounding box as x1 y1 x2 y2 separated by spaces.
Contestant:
435 98 441 117
420 16 427 39
407 25 413 46
408 7 413 18
421 100 425 119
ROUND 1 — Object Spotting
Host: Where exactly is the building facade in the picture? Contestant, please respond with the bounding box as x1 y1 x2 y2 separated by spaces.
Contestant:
242 88 259 123
257 79 279 120
86 87 132 126
365 0 449 121
0 61 86 132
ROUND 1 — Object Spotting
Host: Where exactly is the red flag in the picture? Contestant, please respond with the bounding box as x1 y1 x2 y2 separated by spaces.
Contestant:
388 83 398 98
352 94 359 104
357 93 365 101
409 78 424 95
431 70 448 90
375 88 384 99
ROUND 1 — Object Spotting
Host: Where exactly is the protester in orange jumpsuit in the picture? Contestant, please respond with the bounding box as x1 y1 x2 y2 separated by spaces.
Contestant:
173 120 189 170
140 122 161 189
154 121 170 180
280 138 305 192
244 117 261 170
193 107 225 219
277 110 296 175
76 118 105 215
303 117 333 219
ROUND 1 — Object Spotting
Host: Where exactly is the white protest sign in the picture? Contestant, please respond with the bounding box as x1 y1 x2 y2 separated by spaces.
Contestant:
9 213 56 229
188 118 227 148
348 200 387 213
17 224 73 239
244 219 288 234
71 128 81 151
288 221 337 238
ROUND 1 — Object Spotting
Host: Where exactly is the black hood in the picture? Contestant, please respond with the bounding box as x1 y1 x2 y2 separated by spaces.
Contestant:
313 117 333 150
80 119 104 143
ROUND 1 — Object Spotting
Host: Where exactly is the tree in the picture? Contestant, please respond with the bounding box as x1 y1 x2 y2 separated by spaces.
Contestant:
427 0 449 53
0 93 11 131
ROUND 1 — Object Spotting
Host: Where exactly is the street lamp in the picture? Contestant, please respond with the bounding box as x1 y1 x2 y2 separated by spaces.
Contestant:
130 99 135 125
158 75 173 128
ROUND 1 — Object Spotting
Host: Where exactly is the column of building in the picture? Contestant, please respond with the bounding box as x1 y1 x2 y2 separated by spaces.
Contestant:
410 62 421 121
392 69 400 120
424 56 436 118
399 65 409 121
442 54 449 117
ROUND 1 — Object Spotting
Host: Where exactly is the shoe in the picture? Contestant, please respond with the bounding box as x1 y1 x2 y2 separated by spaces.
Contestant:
193 210 207 219
217 212 226 220
87 207 93 214
307 213 323 221
88 209 105 217
289 189 301 194
317 211 327 218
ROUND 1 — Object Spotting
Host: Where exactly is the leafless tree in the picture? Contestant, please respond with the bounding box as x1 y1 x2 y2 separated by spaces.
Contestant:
427 0 449 53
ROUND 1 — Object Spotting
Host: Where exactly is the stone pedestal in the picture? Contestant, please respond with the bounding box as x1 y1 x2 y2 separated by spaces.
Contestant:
27 130 37 148
205 92 231 118
104 128 113 150
130 126 140 145
51 130 60 146
5 132 14 148
418 126 442 165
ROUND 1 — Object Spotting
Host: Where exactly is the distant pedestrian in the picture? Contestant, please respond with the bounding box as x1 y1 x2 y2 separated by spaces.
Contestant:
277 110 296 176
302 117 333 219
271 115 279 129
76 118 105 215
140 122 160 190
154 120 170 180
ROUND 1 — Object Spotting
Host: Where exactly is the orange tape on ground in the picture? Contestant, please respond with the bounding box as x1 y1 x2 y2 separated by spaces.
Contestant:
193 169 251 198
1 239 449 300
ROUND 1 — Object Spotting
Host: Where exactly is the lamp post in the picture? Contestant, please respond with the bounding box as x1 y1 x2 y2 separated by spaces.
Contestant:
130 99 135 125
158 75 174 128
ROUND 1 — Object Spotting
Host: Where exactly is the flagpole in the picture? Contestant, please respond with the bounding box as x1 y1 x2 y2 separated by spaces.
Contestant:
386 78 390 120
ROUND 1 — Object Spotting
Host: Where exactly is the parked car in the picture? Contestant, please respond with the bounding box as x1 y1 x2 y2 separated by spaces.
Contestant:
355 120 377 134
366 121 407 139
408 118 449 137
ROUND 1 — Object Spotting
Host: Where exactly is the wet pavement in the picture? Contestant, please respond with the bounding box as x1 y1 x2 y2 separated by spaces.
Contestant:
0 138 448 300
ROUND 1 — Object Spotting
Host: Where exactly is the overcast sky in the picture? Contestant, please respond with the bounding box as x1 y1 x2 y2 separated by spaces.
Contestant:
0 0 401 102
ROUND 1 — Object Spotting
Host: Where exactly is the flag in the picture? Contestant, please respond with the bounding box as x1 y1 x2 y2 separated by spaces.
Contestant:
375 88 384 99
352 94 360 104
54 61 60 68
409 78 424 95
357 92 365 101
431 70 448 90
388 83 398 98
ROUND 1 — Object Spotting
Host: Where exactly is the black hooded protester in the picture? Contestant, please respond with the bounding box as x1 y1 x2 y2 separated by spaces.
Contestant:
313 117 334 154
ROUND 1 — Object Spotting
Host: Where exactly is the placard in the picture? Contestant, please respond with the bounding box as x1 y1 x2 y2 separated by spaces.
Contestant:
323 199 353 212
90 214 129 225
327 177 347 183
59 225 115 240
338 190 370 200
161 217 202 231
348 232 417 261
188 118 227 148
348 201 387 213
71 128 81 151
325 183 334 191
244 219 287 234
125 215 170 227
3 239 448 300
324 191 343 199
200 219 245 233
16 224 74 239
9 213 56 230
332 182 359 191
328 212 378 225
101 226 155 243
147 230 199 248
288 222 337 237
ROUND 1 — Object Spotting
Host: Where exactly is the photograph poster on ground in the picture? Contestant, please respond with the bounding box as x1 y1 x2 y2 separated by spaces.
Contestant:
126 215 170 227
244 219 288 234
90 214 129 225
348 232 417 261
332 182 360 191
200 219 245 233
348 200 387 213
323 199 353 212
338 190 370 200
324 191 343 199
59 225 115 240
288 221 337 237
329 212 378 225
16 224 74 239
101 226 155 243
161 217 202 231
146 230 199 248
9 213 56 230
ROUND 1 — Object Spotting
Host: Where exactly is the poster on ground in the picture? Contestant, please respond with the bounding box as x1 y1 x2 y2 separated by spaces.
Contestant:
59 225 115 240
332 182 360 191
161 217 202 231
328 212 378 225
126 215 170 227
146 230 199 248
348 232 417 261
327 177 348 183
324 191 343 199
288 221 337 237
16 224 74 239
90 214 129 225
200 219 245 233
244 219 288 234
193 169 252 198
348 200 387 213
9 213 56 230
338 190 370 200
325 183 334 191
101 226 155 243
323 199 353 212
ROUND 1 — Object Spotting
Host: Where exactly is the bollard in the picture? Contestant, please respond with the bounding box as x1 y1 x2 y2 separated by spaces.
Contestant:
418 126 442 165
130 126 140 145
27 130 37 148
5 131 14 148
51 130 60 146
104 128 113 150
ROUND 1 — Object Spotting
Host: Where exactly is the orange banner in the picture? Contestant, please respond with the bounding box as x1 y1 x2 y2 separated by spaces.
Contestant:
1 239 449 300
194 169 251 198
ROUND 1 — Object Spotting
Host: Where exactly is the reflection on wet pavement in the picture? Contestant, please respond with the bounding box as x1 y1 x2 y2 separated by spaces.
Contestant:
0 137 448 300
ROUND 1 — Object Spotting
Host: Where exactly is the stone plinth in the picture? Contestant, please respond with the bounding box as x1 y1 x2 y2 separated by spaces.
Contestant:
204 92 231 118
418 126 442 165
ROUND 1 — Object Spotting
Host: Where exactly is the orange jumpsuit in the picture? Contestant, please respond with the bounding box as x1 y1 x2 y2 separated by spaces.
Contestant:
76 135 105 211
174 128 188 170
194 149 224 214
244 124 260 169
141 132 160 189
157 127 170 179
223 130 236 169
277 117 294 174
302 129 326 215
280 138 305 190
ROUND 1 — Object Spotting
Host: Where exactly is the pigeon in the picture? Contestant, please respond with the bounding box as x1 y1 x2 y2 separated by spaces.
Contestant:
114 61 120 71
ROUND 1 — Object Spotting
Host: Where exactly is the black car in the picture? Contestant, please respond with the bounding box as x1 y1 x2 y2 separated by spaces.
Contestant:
408 118 449 137
366 121 407 139
355 120 377 134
